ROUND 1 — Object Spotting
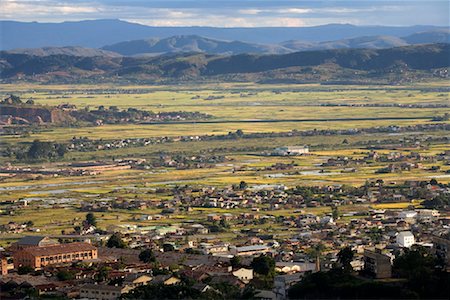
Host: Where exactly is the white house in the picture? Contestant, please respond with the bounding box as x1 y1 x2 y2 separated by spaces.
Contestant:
273 146 309 156
398 211 417 220
396 231 415 248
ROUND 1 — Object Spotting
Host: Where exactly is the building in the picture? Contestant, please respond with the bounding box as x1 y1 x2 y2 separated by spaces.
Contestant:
14 242 98 270
80 284 131 300
396 231 415 248
230 244 272 256
10 236 59 251
363 250 392 279
1 255 8 275
122 273 152 288
272 146 309 156
274 273 305 300
152 275 181 285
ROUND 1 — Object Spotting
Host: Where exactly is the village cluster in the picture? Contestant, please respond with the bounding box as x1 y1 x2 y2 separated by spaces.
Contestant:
1 172 449 299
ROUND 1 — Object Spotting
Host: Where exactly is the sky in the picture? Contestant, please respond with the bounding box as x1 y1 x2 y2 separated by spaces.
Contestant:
1 0 449 27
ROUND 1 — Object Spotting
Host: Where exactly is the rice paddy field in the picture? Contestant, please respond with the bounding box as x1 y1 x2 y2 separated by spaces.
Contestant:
0 80 449 243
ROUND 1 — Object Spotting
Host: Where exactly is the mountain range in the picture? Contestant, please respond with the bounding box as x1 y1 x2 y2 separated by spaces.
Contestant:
1 44 448 84
1 19 448 50
101 31 450 56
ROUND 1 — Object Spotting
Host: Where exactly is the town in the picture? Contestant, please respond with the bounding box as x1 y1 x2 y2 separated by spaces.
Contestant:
1 172 449 299
1 5 450 298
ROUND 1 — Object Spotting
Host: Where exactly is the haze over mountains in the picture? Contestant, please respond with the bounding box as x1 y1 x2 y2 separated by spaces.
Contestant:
1 19 448 50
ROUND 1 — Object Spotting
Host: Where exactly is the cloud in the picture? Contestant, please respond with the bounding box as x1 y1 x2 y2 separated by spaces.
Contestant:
276 8 313 14
1 0 448 27
1 0 100 18
238 9 263 15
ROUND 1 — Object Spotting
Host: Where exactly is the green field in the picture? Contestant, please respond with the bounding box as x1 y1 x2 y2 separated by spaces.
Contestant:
0 81 449 244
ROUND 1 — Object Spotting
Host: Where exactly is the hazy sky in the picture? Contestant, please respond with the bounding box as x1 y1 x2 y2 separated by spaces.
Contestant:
2 0 449 27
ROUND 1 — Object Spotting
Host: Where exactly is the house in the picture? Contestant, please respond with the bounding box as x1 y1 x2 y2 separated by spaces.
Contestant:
230 244 272 256
35 283 58 296
273 146 309 156
14 242 98 270
207 214 221 222
192 283 215 293
363 250 392 279
254 289 277 300
232 268 254 283
122 273 152 288
79 284 131 300
209 274 246 289
396 231 415 248
152 275 181 285
274 273 305 300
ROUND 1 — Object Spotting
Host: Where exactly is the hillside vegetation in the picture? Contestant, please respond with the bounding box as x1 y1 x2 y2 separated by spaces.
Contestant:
0 44 448 84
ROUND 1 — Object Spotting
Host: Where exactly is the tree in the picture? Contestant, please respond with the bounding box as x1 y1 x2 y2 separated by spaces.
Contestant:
95 266 111 283
85 212 97 227
219 219 230 229
392 246 448 298
393 246 435 279
139 249 156 264
239 180 248 190
331 206 339 220
106 233 127 248
230 256 241 268
56 269 75 281
251 254 275 277
20 140 67 161
337 246 354 272
308 243 326 271
162 243 175 252
18 265 34 275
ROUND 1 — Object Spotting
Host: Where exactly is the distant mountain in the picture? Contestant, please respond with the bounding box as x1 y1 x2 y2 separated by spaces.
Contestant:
5 46 121 57
0 19 446 50
283 30 450 51
102 35 291 56
403 29 450 44
1 44 448 84
102 31 450 56
282 36 408 51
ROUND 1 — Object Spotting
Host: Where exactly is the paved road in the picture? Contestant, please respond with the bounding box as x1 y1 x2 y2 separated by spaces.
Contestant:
141 116 432 125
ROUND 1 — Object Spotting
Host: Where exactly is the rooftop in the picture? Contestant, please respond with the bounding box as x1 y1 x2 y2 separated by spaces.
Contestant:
21 242 97 257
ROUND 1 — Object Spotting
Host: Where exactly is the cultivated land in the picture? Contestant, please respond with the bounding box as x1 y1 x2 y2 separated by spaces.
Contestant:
0 81 449 246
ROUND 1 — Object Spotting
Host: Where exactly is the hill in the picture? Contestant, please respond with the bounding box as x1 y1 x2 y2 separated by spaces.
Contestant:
282 36 409 51
0 19 446 50
4 46 121 57
102 31 450 56
403 29 450 44
101 35 291 56
0 44 448 84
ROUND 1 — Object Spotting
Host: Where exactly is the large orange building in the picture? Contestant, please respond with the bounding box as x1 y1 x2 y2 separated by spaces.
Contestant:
14 242 98 270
